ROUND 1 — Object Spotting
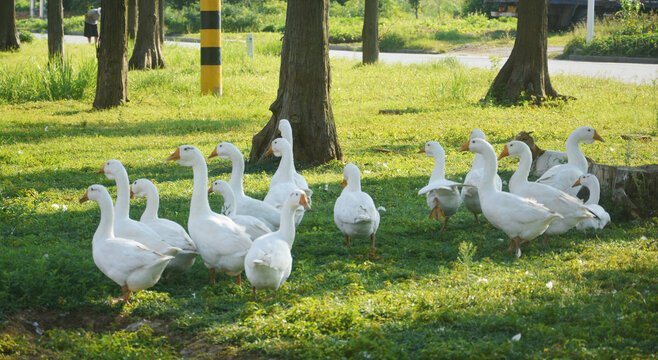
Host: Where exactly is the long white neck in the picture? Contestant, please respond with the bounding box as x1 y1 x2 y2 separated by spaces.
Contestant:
478 146 498 194
429 153 446 182
221 187 237 216
229 152 246 197
584 180 600 205
509 147 533 192
566 133 588 173
140 185 160 221
472 153 485 170
114 167 131 220
278 203 297 249
277 147 296 183
345 176 361 193
94 193 115 240
190 160 212 218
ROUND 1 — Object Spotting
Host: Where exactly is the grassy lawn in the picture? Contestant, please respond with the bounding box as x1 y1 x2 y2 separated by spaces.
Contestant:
0 39 657 359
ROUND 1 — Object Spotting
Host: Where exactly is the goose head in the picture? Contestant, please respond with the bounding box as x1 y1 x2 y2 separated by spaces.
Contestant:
208 179 232 196
285 190 311 211
167 145 203 167
515 131 536 148
573 126 604 144
79 184 110 204
498 140 530 160
419 141 445 159
573 173 599 189
208 142 239 160
342 163 361 189
97 159 125 180
265 138 292 158
278 119 293 144
460 137 494 157
470 129 486 141
130 178 153 199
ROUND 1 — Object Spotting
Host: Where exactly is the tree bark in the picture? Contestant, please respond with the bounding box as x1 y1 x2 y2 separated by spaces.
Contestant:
127 0 138 40
93 0 129 109
249 0 342 164
159 0 165 44
0 0 21 51
47 0 64 62
362 0 379 64
129 0 165 69
486 0 562 103
589 163 658 219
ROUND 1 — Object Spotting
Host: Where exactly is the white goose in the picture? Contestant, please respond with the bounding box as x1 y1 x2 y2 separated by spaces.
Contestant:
271 119 313 201
460 138 562 256
98 160 181 259
167 145 252 286
536 126 604 196
460 129 502 224
573 174 610 230
80 185 175 304
264 138 306 226
245 190 310 301
209 179 273 240
334 163 380 257
209 142 281 230
419 141 463 231
130 178 199 273
499 141 594 243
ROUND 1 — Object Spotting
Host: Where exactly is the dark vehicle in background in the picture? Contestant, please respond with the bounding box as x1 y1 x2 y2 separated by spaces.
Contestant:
485 0 658 29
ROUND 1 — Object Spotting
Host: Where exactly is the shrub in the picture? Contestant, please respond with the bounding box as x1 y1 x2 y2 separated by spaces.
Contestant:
19 30 34 43
564 33 658 58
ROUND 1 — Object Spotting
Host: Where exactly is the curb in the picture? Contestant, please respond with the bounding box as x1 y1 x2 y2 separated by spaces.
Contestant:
568 55 658 64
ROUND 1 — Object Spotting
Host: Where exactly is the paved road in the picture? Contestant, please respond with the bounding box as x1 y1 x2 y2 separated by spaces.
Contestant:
46 34 657 85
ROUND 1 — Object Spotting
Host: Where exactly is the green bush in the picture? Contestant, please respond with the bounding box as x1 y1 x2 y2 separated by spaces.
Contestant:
564 33 658 58
19 30 34 43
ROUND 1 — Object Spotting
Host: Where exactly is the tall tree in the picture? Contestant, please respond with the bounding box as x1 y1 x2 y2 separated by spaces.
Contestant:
362 0 379 64
93 0 129 109
127 0 138 40
486 0 563 103
48 0 64 62
0 0 21 51
249 0 342 164
159 0 165 44
129 0 165 69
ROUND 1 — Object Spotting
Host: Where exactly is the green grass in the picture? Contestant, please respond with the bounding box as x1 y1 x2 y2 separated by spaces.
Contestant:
0 39 657 359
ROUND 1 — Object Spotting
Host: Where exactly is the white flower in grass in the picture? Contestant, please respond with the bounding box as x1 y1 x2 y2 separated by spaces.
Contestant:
377 206 386 212
17 150 22 154
324 184 329 191
640 236 647 241
497 238 504 242
51 204 60 210
382 163 388 168
511 333 521 342
502 180 508 186
609 147 615 152
62 205 68 212
477 277 488 284
546 281 554 290
364 170 372 174
44 126 49 132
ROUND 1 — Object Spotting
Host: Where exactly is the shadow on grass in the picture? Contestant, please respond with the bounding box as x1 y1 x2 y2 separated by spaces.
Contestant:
435 30 514 45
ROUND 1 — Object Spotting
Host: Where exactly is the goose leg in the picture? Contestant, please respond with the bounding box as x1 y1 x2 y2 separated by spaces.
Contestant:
120 285 132 305
209 268 216 286
543 233 550 245
473 213 480 224
345 234 351 248
440 216 450 231
370 233 376 258
429 200 444 220
236 273 242 286
507 237 520 254
252 286 258 301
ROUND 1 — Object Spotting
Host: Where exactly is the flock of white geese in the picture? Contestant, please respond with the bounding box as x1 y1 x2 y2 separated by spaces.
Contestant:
79 122 609 303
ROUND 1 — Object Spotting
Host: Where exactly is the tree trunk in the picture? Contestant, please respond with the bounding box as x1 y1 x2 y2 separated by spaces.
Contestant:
127 0 137 40
159 0 165 44
47 0 64 62
129 0 165 69
249 0 342 164
0 0 21 51
362 0 379 64
486 0 562 103
93 0 129 109
589 163 658 219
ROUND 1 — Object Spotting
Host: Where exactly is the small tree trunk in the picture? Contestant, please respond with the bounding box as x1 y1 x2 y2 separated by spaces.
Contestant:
589 163 658 219
0 0 21 51
249 0 342 164
93 0 129 109
362 0 379 64
127 0 137 40
159 0 165 44
486 0 562 103
129 0 165 69
47 0 64 62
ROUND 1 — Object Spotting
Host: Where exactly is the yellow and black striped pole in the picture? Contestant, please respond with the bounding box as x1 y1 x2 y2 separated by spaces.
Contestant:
200 0 221 95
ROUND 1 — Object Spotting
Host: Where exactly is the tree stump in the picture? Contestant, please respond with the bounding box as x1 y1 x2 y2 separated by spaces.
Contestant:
589 163 658 219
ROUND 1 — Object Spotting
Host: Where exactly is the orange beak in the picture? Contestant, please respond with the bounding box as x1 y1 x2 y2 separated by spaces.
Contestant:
593 130 604 142
96 166 104 174
129 186 134 199
497 144 510 161
79 190 89 203
341 179 347 188
166 148 181 161
208 185 214 194
264 144 274 156
208 147 218 159
418 146 426 153
299 193 311 210
572 178 582 187
459 141 470 152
